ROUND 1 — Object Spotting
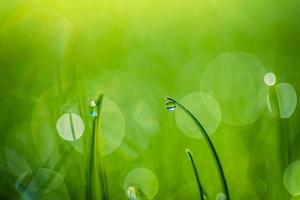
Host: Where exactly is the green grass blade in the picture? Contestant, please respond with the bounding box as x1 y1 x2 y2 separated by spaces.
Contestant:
186 148 206 200
166 97 230 199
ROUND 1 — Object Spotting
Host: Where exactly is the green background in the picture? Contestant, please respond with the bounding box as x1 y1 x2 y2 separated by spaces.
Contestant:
0 0 300 199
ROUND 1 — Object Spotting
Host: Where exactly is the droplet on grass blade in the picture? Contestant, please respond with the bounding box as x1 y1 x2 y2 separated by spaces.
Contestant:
90 100 97 107
123 168 159 200
90 111 98 118
127 186 141 200
56 113 84 141
216 193 227 200
90 100 98 118
165 100 176 111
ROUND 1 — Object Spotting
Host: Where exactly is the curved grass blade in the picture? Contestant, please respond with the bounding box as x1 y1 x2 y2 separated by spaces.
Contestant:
166 97 230 199
186 149 206 200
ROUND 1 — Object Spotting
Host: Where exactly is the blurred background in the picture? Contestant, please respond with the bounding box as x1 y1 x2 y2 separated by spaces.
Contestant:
0 0 300 199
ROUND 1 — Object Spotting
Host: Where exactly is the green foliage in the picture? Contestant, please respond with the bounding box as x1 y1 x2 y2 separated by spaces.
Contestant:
0 0 300 199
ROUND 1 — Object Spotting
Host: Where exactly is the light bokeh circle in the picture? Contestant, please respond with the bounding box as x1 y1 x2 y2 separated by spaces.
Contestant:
123 168 159 200
100 97 126 156
284 161 300 196
56 113 85 141
83 71 159 159
275 83 297 118
175 92 222 139
200 52 267 125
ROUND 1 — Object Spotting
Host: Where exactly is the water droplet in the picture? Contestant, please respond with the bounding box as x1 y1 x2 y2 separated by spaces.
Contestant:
127 186 140 200
216 193 227 200
165 100 176 111
264 72 276 86
90 100 97 107
90 111 98 118
90 100 98 118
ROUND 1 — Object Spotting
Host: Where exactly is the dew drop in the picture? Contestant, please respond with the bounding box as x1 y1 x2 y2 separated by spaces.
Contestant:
90 111 98 118
216 193 227 200
90 100 97 107
165 100 176 111
127 186 140 200
90 100 98 118
264 72 276 86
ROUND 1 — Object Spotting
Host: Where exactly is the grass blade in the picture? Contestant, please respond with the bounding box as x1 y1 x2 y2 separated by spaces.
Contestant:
166 97 230 199
186 148 206 200
89 93 110 200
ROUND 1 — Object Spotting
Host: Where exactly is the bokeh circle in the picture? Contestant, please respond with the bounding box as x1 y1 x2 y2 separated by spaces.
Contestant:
123 168 159 200
200 52 267 125
284 161 300 196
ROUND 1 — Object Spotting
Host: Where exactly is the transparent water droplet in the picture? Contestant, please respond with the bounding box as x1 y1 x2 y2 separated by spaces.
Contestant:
165 100 176 111
127 186 140 200
264 72 276 86
216 193 227 200
90 100 97 107
90 100 98 118
90 111 98 118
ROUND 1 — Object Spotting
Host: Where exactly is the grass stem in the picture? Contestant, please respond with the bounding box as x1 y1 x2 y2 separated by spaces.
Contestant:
186 149 206 200
166 97 230 199
89 94 110 200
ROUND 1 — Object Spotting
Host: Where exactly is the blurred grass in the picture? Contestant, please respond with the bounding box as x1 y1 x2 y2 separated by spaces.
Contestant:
0 0 300 199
